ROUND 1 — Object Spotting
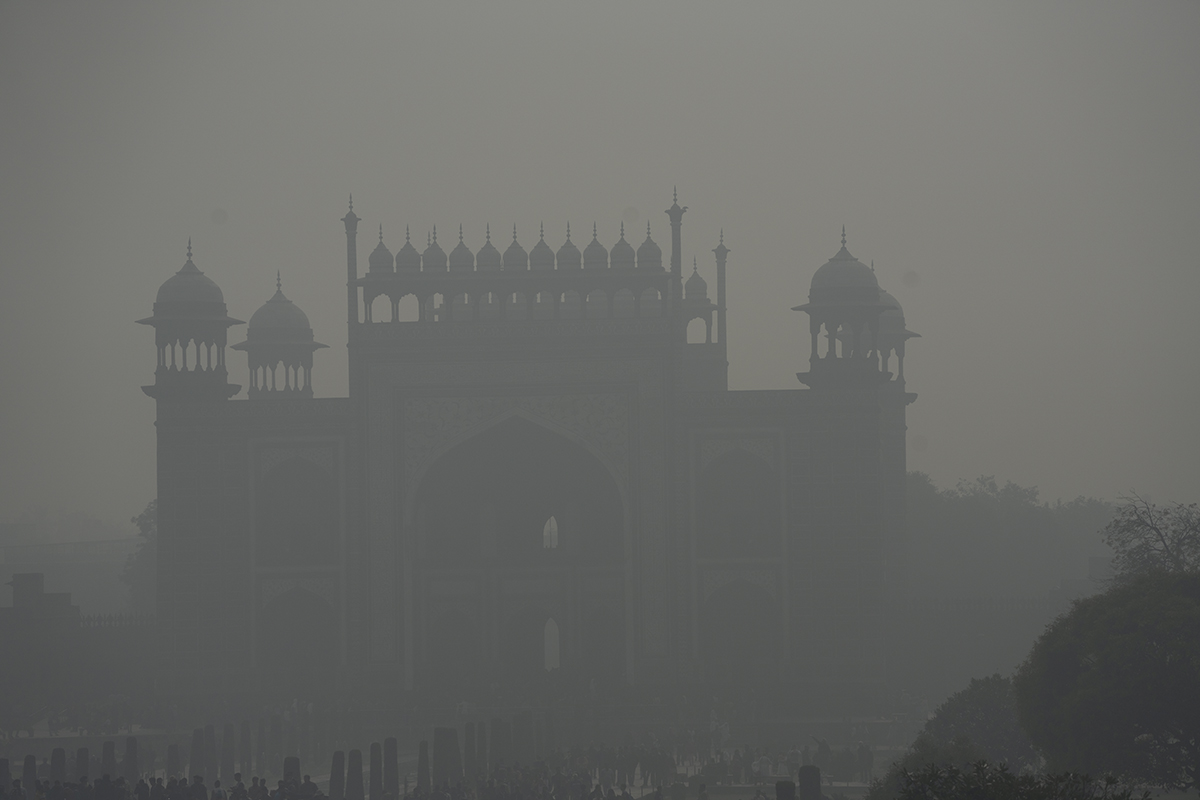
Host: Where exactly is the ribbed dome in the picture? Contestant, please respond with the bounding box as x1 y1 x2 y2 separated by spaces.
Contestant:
610 223 635 270
155 245 226 307
556 225 581 270
685 264 708 300
422 228 447 272
503 225 528 270
476 225 502 271
246 280 315 343
368 225 394 273
529 224 555 271
636 223 662 270
583 224 607 270
449 225 475 272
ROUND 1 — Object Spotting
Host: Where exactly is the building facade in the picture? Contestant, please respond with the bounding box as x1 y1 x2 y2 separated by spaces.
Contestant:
138 195 917 706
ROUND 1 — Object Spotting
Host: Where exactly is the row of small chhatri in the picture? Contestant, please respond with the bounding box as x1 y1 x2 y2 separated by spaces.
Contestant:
364 219 663 274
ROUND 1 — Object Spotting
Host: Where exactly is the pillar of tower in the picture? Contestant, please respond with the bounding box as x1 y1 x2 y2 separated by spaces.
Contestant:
343 196 361 326
713 230 730 356
666 188 687 307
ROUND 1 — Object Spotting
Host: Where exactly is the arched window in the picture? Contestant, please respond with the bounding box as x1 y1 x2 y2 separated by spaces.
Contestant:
687 317 708 344
396 293 420 322
542 516 559 549
543 618 560 671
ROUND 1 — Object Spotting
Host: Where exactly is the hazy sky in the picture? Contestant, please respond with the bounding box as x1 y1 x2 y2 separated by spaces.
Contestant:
1 2 1197 527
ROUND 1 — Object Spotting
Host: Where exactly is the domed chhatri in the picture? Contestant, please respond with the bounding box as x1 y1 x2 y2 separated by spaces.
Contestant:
367 225 394 273
809 226 879 301
136 240 244 401
637 222 662 270
422 227 447 272
476 224 502 272
232 273 328 399
556 223 582 270
449 225 475 272
583 223 608 270
396 226 421 272
503 225 528 270
529 223 555 271
152 239 230 311
610 223 635 271
684 258 709 302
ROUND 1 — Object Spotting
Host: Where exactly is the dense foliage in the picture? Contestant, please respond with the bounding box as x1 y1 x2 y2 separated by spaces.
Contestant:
1013 572 1200 790
896 762 1148 800
923 674 1037 769
865 735 988 800
121 498 157 613
906 473 1114 599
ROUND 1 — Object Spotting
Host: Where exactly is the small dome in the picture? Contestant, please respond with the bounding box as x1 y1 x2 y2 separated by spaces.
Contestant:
556 224 581 270
368 225 394 273
529 224 555 271
503 225 528 270
809 229 879 305
685 263 709 301
396 227 421 271
422 228 447 272
610 223 635 270
637 223 662 270
476 225 502 271
583 224 607 270
155 244 226 307
246 278 315 343
449 225 475 272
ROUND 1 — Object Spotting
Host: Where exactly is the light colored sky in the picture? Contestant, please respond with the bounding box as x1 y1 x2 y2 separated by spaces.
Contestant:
1 2 1197 526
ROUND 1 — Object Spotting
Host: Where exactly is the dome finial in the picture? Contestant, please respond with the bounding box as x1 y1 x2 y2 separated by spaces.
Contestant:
432 224 437 244
513 223 518 242
647 221 652 236
379 223 383 243
276 270 282 291
593 222 598 240
348 194 353 212
486 223 491 243
405 225 411 243
673 186 678 203
186 238 192 260
620 221 625 238
540 221 545 241
842 225 846 247
720 228 724 245
566 222 572 240
459 223 464 243
693 256 698 274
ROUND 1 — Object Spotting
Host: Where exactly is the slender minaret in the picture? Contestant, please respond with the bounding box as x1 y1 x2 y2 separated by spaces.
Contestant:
342 195 360 326
666 187 687 308
713 229 730 358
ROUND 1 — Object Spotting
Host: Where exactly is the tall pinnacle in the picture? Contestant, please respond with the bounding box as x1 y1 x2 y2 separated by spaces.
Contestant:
378 223 383 243
186 238 192 260
842 225 847 247
459 223 464 243
276 270 282 291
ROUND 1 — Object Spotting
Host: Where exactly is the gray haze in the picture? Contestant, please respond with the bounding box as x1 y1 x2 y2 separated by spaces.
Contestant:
1 2 1198 525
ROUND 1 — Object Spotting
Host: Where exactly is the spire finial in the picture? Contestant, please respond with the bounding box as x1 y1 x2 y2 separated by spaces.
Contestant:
348 194 353 212
540 222 545 241
620 221 625 238
186 238 192 260
276 270 282 291
459 223 464 243
379 223 383 243
513 223 518 241
720 228 724 245
566 222 571 240
673 186 678 203
486 223 491 243
693 256 698 273
432 224 437 244
647 221 652 237
592 222 597 240
405 225 411 243
841 225 846 247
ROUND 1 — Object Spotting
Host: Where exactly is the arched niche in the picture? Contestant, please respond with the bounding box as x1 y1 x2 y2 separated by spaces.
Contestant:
256 457 339 567
698 579 780 687
416 415 624 565
696 451 780 558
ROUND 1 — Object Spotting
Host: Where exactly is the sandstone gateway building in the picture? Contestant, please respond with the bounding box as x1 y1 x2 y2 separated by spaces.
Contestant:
138 193 917 708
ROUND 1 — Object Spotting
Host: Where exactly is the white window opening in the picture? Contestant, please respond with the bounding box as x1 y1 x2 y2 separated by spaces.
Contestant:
542 516 559 549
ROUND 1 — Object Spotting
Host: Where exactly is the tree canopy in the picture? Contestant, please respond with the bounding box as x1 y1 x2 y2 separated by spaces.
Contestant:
121 498 157 614
1013 572 1200 790
896 762 1148 800
1102 494 1199 581
923 674 1037 769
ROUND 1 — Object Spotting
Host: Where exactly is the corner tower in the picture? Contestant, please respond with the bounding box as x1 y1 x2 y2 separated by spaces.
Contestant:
231 274 328 398
136 241 243 401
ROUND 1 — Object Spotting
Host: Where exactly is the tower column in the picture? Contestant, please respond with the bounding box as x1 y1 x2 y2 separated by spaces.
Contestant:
666 188 687 309
713 231 730 357
343 196 361 327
